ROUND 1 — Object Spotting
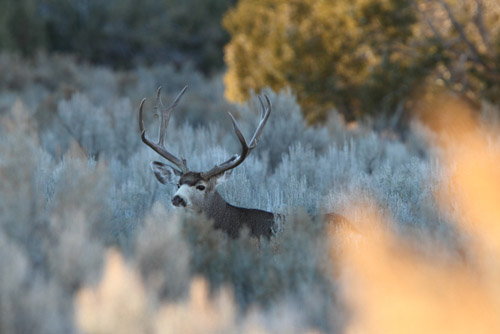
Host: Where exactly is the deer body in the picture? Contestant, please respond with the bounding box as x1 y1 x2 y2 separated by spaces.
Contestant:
140 86 275 239
204 191 274 238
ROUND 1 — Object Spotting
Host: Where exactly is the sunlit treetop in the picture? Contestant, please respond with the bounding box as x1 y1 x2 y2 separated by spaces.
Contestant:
223 0 500 123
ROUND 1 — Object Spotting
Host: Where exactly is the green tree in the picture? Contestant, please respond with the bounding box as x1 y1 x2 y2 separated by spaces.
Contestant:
0 0 235 73
224 0 430 122
224 0 500 123
0 0 46 55
41 0 235 72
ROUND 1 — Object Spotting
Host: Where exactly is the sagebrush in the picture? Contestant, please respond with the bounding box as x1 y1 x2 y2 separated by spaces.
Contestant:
1 54 496 333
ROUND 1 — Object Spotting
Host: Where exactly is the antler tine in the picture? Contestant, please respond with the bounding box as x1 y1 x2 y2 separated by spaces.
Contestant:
201 95 272 179
258 95 266 118
139 98 147 133
249 94 271 148
157 85 188 146
139 86 189 173
228 112 249 150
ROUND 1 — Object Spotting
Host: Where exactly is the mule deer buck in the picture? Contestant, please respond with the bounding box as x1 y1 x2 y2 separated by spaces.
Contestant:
139 86 275 238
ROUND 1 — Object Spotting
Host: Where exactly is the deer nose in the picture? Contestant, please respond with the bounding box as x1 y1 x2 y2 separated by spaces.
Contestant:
172 195 186 207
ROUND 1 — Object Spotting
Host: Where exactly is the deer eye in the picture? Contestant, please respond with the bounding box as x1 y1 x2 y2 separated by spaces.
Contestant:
196 185 206 191
177 184 180 189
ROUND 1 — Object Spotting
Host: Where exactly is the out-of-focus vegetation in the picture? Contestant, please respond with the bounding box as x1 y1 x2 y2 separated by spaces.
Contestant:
224 0 500 122
2 0 500 332
2 53 500 333
0 0 235 73
2 0 499 124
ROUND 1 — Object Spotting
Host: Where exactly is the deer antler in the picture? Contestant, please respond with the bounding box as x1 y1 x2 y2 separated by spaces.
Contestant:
139 86 189 173
201 95 272 179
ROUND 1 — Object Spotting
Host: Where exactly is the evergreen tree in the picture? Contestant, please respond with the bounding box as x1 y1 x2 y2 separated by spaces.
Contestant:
223 0 500 122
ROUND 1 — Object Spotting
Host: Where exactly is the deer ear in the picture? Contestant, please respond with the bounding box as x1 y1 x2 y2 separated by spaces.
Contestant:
150 161 181 185
214 170 233 187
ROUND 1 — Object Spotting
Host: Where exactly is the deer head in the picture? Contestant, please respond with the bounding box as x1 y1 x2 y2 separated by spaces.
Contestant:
139 86 271 213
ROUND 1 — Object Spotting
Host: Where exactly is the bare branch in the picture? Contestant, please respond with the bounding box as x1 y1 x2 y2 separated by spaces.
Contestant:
437 0 491 71
473 0 491 49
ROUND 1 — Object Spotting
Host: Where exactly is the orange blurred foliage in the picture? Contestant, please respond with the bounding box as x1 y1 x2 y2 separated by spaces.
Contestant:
337 97 500 334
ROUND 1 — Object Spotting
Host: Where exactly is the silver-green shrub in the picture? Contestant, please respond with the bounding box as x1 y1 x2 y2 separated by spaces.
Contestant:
0 54 473 333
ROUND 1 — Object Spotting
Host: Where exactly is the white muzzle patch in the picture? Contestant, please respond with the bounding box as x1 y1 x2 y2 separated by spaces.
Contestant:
173 184 195 208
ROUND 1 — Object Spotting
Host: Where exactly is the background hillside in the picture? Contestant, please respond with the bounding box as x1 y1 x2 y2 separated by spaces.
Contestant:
1 1 500 333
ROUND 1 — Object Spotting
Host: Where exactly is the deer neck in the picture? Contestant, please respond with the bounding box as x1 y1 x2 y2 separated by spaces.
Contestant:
203 190 231 218
202 191 243 227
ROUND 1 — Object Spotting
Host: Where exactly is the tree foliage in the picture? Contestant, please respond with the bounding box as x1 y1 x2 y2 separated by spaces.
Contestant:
223 0 500 122
223 0 420 122
0 0 236 73
413 0 500 105
0 0 46 55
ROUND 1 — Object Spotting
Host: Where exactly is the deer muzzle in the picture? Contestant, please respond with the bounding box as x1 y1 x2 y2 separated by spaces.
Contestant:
172 195 187 207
